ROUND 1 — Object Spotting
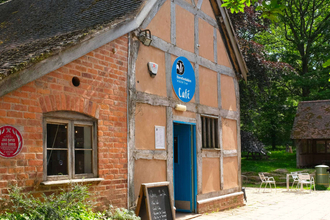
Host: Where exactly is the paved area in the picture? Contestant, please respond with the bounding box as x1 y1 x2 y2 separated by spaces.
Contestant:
195 187 330 220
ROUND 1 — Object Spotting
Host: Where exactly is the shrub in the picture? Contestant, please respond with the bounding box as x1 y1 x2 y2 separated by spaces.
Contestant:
0 184 96 220
103 205 140 220
0 184 140 220
315 185 328 191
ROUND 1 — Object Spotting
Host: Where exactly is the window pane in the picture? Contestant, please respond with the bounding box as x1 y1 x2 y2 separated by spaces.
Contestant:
74 126 92 149
47 124 68 149
316 140 326 153
174 137 178 163
47 150 68 175
75 150 92 174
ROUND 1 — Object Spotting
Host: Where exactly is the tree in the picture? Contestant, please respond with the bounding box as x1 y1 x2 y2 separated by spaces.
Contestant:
265 0 330 98
228 0 330 149
230 6 298 149
223 0 330 83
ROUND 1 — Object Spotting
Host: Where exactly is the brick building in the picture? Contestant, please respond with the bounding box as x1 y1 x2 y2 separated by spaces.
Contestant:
0 0 247 214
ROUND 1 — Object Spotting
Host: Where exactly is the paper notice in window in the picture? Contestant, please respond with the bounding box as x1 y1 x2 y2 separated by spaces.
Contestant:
155 126 165 149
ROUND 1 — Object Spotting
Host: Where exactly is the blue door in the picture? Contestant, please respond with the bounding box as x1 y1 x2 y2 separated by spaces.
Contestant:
173 123 196 212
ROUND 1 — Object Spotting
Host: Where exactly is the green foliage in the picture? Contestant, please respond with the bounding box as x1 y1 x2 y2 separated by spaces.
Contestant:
103 206 140 220
0 184 95 220
324 59 330 68
324 59 330 82
255 0 285 21
221 0 284 20
221 0 253 13
230 0 330 148
0 184 140 220
230 6 298 148
240 71 298 147
256 0 330 100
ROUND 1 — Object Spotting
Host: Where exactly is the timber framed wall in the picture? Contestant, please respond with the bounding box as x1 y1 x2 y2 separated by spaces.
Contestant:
128 0 242 212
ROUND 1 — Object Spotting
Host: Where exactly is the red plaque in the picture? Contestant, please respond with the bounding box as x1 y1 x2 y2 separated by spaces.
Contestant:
0 126 23 158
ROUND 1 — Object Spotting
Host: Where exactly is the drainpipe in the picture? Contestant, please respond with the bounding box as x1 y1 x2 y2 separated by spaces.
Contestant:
127 32 132 209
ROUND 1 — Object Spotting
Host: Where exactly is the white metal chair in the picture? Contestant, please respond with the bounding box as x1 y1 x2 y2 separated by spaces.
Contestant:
258 172 276 192
291 172 300 189
298 173 315 193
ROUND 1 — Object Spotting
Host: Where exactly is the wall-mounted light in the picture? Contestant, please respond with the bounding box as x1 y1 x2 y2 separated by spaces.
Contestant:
175 104 187 112
137 29 152 46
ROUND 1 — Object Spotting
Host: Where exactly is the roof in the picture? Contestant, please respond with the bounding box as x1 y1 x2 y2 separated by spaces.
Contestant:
0 0 145 79
212 0 248 81
0 0 247 98
291 100 330 139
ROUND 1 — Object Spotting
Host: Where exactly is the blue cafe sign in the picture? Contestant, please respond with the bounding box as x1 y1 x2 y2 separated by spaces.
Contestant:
171 57 196 102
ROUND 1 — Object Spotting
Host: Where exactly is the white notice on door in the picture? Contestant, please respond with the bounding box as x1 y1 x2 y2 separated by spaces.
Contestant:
155 126 165 149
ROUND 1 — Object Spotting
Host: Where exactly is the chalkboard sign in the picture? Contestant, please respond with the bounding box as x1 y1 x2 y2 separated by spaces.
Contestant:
135 182 175 220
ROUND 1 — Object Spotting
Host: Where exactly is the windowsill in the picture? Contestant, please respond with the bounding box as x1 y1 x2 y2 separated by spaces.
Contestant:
202 148 221 151
40 178 104 186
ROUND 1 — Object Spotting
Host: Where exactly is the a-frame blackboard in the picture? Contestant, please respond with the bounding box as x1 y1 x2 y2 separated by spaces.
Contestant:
135 182 175 220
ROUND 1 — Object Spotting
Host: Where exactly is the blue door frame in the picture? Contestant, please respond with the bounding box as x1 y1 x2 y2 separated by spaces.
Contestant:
173 121 197 213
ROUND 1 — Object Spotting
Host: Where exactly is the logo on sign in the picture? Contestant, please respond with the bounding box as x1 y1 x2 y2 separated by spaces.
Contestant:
171 57 196 102
176 61 184 75
0 126 23 158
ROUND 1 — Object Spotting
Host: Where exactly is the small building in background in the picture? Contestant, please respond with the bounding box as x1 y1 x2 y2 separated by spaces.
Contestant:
291 100 330 168
0 0 247 214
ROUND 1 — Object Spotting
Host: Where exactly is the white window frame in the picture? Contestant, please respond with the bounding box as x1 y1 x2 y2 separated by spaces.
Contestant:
43 111 97 181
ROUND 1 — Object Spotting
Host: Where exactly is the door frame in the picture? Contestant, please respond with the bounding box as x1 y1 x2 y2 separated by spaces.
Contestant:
173 121 197 213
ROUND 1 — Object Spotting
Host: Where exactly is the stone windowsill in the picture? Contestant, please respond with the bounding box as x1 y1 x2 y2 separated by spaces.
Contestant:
40 178 104 186
202 148 221 151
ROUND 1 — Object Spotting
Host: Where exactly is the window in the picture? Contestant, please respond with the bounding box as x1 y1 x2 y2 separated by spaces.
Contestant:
201 115 219 149
300 140 308 154
316 140 326 153
300 140 314 154
43 112 97 181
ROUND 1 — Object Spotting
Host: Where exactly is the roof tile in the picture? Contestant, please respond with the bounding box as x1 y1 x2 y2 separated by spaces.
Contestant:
291 100 330 139
0 0 143 79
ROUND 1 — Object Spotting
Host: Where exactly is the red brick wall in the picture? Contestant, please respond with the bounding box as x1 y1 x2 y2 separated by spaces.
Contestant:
0 35 128 209
197 194 244 214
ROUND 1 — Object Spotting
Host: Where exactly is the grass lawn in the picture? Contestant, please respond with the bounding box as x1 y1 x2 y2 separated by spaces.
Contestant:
241 147 317 189
242 149 313 174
